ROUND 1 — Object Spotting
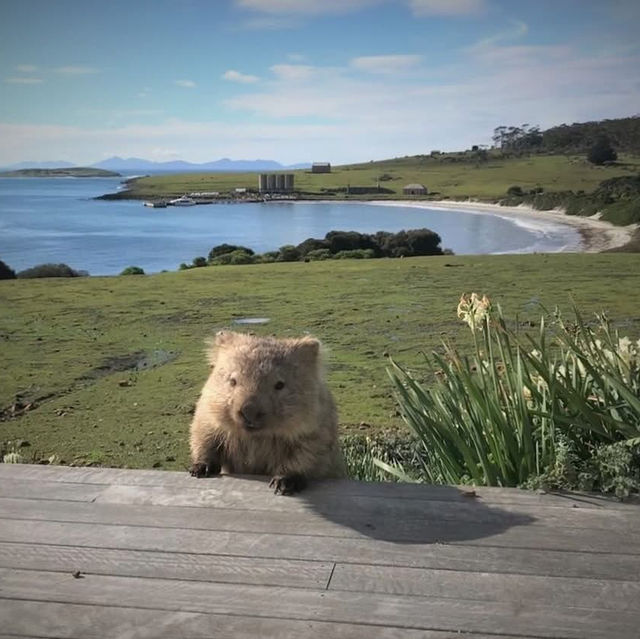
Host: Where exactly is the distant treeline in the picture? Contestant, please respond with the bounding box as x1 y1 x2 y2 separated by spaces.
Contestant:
493 116 640 155
180 228 446 269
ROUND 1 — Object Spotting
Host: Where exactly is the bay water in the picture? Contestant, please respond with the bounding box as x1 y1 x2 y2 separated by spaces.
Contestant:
0 176 580 276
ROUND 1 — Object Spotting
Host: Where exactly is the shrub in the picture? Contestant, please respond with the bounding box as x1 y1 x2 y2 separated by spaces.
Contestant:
17 263 83 278
325 231 379 255
387 296 640 495
120 266 145 275
296 237 328 256
507 185 524 196
208 243 254 263
276 245 301 262
192 256 207 268
333 248 376 259
210 249 255 265
0 259 16 280
305 248 333 261
588 137 618 165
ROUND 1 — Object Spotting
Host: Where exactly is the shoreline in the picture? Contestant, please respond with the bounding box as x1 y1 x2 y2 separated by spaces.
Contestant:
369 199 637 253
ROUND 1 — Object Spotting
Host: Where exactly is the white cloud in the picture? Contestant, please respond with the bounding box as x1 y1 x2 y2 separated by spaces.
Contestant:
5 77 43 84
350 54 423 74
53 66 100 75
16 64 38 73
409 0 486 16
269 64 320 82
175 79 197 88
222 69 260 84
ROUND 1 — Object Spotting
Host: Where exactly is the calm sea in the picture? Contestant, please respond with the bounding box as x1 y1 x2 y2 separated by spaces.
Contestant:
0 176 581 276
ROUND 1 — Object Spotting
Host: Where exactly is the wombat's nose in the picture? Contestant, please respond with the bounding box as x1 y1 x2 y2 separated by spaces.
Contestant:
238 402 265 429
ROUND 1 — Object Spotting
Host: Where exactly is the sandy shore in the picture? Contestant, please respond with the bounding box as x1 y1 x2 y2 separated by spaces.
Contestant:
370 200 637 253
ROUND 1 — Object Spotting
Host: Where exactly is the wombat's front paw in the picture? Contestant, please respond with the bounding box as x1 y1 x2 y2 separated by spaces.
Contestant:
189 462 220 478
269 473 307 495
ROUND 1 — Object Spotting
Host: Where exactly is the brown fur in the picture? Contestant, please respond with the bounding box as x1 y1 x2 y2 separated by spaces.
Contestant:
189 331 345 494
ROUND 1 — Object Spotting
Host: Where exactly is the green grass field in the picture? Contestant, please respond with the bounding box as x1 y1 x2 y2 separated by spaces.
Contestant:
2 253 640 470
124 153 640 201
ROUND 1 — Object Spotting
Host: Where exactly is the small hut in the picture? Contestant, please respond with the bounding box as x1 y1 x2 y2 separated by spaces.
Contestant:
403 183 428 196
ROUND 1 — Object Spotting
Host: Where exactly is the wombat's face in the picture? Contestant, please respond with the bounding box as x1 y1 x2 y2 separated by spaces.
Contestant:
205 332 321 434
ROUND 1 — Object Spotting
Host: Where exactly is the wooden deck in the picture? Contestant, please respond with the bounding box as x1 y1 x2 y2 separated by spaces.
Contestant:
1 464 639 638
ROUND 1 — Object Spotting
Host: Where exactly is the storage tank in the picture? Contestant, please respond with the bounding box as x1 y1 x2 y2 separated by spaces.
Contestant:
258 174 268 192
276 174 285 192
284 174 294 192
267 174 277 191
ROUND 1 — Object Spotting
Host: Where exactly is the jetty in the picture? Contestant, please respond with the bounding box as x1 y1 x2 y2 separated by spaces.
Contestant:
1 463 639 638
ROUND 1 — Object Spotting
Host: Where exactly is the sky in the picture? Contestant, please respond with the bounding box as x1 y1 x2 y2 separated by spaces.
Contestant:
1 0 639 166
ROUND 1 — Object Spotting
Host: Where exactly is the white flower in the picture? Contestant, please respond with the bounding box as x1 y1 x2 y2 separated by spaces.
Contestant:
457 293 491 332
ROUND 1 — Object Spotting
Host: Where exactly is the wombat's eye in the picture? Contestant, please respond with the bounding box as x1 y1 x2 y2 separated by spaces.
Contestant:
229 378 237 387
274 380 285 390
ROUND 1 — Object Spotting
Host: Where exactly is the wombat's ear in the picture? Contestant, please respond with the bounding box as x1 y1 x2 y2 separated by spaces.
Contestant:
292 337 321 362
214 330 237 347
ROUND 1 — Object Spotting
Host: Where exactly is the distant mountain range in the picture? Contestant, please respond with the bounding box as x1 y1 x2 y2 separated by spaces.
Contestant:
1 157 311 172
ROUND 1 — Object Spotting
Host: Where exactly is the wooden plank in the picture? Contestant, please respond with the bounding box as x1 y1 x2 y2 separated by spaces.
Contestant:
2 501 640 556
329 563 640 611
1 518 640 580
1 464 636 510
0 479 101 503
92 483 640 533
0 600 535 639
3 478 638 540
0 541 333 589
2 568 638 638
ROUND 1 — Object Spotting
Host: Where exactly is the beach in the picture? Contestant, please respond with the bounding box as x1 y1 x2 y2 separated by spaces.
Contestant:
371 200 637 253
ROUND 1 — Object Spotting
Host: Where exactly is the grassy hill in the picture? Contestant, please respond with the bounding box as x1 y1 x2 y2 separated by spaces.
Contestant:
2 253 640 470
117 153 640 202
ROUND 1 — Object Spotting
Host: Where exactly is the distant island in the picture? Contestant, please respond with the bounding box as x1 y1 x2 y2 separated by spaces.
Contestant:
0 167 121 178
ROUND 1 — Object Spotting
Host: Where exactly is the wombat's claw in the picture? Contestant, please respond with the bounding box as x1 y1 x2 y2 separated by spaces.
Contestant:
270 474 307 495
189 462 217 478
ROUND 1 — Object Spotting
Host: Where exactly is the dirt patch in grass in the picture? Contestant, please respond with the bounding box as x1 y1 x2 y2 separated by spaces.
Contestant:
79 350 178 380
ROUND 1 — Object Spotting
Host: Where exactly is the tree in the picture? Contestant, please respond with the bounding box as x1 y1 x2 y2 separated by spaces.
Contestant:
588 137 618 165
208 244 254 263
0 259 16 280
120 266 145 275
17 263 81 278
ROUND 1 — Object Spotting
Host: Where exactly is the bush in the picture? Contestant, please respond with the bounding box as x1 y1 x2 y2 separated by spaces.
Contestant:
507 185 524 196
210 249 256 265
325 231 379 255
296 237 328 256
17 263 83 278
387 296 640 495
0 259 16 280
120 266 145 275
333 248 376 259
305 248 333 261
276 245 301 262
208 243 254 263
192 256 207 268
588 137 618 165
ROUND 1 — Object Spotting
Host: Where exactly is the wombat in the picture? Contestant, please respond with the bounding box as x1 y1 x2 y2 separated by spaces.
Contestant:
189 331 345 494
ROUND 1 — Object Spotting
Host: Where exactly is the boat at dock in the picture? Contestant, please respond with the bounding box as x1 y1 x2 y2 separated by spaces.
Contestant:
143 201 168 208
169 195 197 207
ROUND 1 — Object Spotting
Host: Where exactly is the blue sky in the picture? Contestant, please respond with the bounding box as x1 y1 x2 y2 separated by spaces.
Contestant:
1 0 638 165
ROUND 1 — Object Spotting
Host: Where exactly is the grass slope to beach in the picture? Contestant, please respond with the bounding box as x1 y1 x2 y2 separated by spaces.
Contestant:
122 153 640 201
2 253 639 470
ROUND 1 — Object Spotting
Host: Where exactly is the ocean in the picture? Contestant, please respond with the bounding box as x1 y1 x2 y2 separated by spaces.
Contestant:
0 176 581 276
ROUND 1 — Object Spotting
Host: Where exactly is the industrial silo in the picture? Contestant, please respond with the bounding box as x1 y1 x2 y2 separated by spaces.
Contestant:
267 174 276 192
258 174 268 192
276 174 285 192
284 174 294 192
